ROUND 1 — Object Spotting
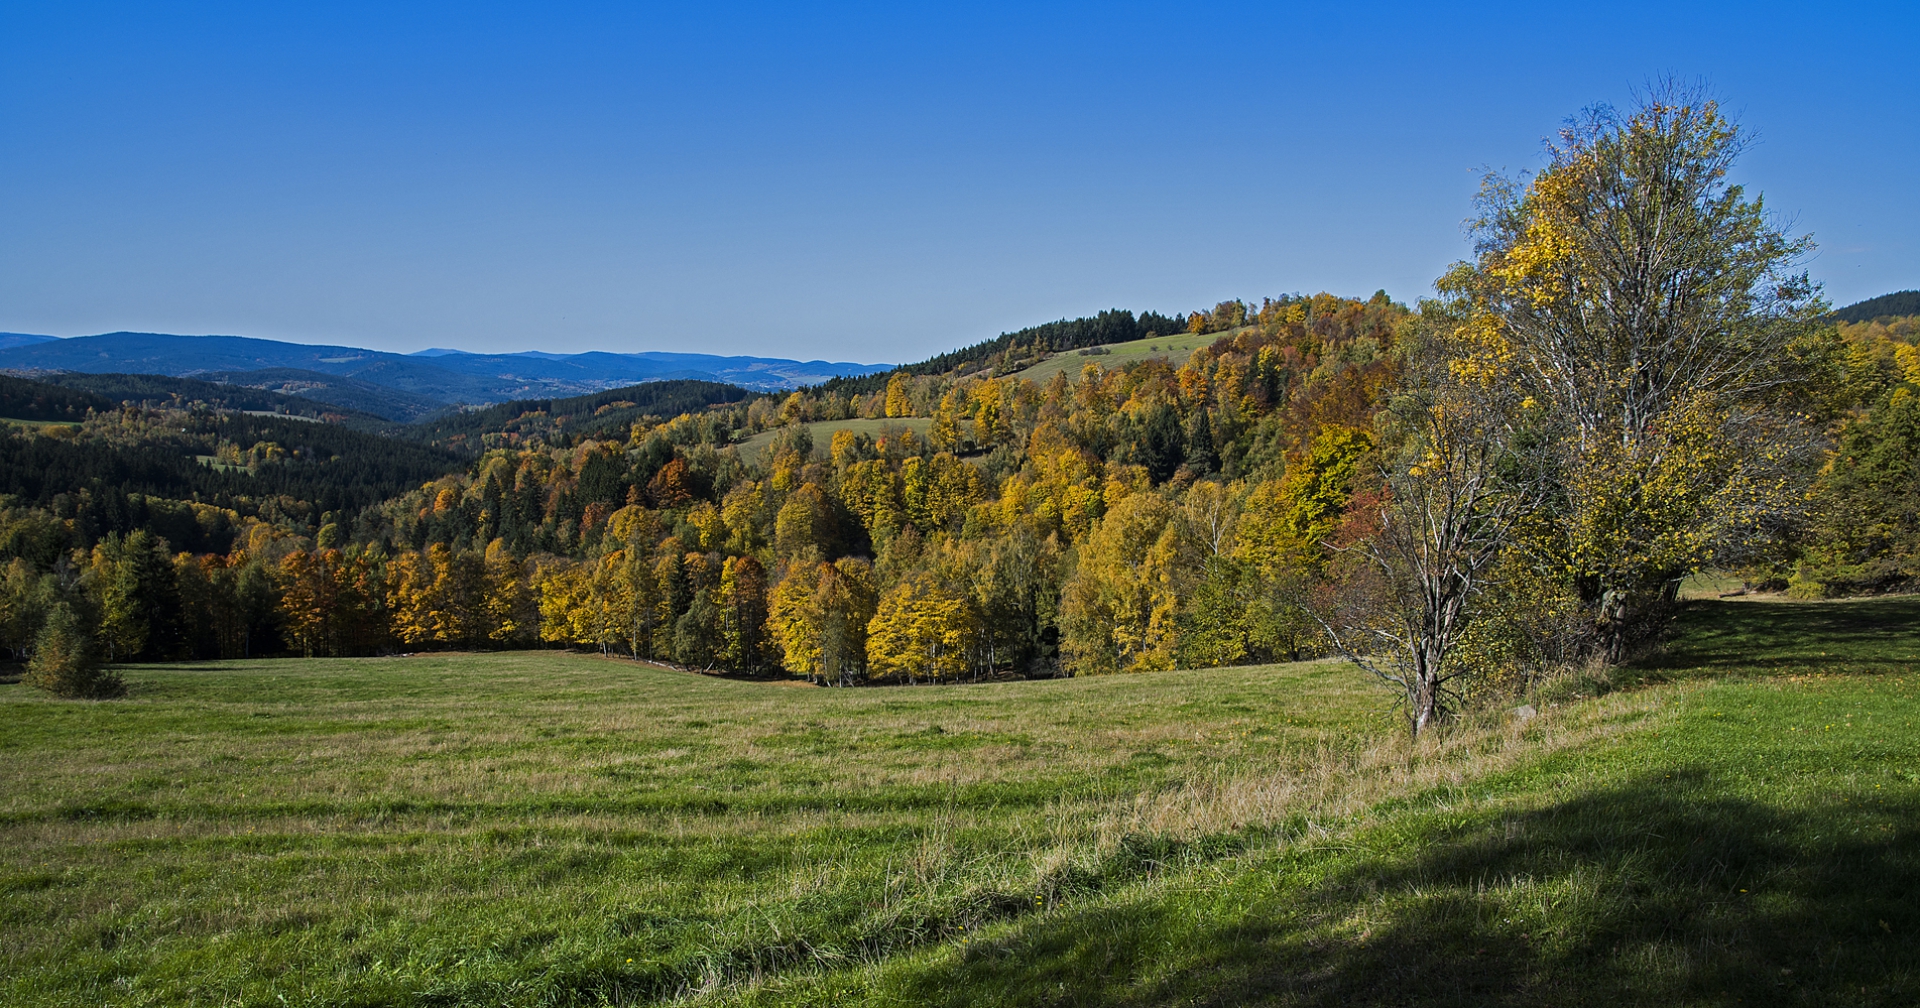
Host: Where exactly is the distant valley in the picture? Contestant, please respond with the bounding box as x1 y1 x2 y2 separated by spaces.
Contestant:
0 331 889 421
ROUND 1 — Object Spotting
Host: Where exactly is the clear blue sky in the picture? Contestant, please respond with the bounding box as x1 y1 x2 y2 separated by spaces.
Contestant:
2 2 1913 362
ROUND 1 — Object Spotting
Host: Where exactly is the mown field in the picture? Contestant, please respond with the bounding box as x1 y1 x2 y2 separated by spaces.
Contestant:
2 596 1917 1006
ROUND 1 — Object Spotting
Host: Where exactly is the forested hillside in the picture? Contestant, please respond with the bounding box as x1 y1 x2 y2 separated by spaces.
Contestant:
3 287 1915 683
13 371 392 425
3 96 1918 720
396 379 753 452
1833 290 1920 323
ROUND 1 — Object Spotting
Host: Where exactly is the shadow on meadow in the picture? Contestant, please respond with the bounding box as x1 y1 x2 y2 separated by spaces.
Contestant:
888 771 1920 1007
1639 596 1920 677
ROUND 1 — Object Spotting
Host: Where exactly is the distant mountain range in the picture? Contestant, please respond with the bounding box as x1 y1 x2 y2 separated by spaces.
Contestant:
0 332 890 421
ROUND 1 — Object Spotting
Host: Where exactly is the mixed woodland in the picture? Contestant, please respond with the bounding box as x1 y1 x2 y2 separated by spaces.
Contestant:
7 93 1920 731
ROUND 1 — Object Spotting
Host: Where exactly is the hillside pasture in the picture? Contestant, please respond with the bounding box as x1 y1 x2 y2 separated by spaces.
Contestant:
1007 328 1238 386
0 416 81 432
732 417 932 464
2 597 1917 1006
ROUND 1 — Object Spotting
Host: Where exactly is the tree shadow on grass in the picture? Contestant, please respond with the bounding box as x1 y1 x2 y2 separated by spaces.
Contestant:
1636 596 1920 678
891 772 1920 1007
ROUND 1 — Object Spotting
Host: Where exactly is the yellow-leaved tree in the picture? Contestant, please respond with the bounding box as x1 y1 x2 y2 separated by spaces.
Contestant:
772 557 878 684
865 571 970 683
717 555 770 671
1059 491 1190 674
883 372 912 418
1458 85 1837 658
387 544 487 649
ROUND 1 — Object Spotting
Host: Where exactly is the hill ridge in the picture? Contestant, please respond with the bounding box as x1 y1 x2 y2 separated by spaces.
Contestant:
0 331 890 419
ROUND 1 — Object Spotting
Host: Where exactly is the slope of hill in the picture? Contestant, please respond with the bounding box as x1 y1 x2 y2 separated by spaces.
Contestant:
396 379 753 452
732 416 933 463
0 373 466 554
809 308 1190 395
187 368 452 422
1005 327 1239 385
0 373 113 421
0 333 59 351
12 371 394 426
1832 290 1920 323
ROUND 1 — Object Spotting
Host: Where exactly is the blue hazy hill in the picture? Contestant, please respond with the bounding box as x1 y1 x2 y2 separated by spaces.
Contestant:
0 332 890 419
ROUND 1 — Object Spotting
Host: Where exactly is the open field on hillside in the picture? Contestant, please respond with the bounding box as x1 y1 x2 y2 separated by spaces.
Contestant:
3 597 1917 1006
732 417 931 463
0 416 80 431
1008 328 1238 385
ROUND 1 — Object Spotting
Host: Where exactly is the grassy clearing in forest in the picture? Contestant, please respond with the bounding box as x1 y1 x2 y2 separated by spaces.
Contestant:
731 417 932 463
2 597 1917 1006
1008 329 1230 386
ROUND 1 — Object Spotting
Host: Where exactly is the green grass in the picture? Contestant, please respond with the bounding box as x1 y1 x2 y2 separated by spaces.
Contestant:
3 598 1917 1006
1008 329 1239 386
732 417 932 463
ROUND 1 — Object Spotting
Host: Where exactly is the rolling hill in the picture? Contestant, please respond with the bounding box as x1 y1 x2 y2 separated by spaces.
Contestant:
0 332 889 419
20 371 402 426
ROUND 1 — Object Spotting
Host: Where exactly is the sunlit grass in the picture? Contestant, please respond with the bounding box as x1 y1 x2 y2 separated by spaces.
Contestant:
1008 329 1234 386
3 597 1916 1005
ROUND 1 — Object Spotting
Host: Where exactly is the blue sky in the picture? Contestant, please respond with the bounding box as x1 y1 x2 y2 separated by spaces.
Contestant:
2 2 1913 362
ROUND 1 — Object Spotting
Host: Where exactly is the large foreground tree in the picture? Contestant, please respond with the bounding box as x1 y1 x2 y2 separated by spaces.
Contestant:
1460 84 1834 658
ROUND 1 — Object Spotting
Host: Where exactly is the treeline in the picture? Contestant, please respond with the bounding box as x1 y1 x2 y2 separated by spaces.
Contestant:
812 308 1190 397
1832 290 1920 324
5 292 1916 693
0 375 111 422
1789 311 1920 595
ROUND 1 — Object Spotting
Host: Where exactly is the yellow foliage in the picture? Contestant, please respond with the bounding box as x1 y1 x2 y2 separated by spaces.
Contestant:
884 373 912 418
865 572 970 682
1059 492 1185 674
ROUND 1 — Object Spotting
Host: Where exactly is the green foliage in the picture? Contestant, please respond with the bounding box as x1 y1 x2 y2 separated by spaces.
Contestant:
0 374 112 421
22 601 120 698
811 308 1191 397
1461 87 1833 658
0 399 464 539
1794 386 1920 595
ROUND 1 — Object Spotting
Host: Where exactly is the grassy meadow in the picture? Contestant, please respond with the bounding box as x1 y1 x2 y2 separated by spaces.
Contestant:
2 596 1917 1006
1007 329 1230 386
732 417 932 463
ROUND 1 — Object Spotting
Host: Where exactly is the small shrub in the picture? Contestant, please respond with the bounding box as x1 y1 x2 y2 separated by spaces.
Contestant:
23 603 123 699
